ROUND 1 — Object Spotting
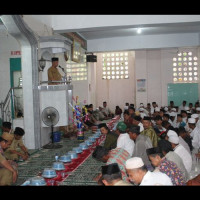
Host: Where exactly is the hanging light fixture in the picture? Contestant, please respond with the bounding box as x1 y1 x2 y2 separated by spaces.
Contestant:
38 56 46 72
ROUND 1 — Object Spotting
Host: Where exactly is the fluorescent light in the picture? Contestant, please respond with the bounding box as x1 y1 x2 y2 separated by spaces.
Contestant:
137 28 142 34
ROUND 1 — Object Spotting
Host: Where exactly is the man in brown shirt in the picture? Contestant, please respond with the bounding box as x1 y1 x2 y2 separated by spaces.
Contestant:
4 127 29 161
48 57 62 85
0 132 18 185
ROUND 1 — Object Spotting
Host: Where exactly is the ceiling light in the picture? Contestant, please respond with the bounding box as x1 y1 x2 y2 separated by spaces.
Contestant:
137 28 142 34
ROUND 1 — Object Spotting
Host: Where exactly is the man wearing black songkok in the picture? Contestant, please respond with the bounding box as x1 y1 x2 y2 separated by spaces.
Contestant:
48 57 62 85
101 163 132 186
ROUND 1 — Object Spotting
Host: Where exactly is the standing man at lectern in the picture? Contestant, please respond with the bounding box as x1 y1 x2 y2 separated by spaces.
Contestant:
48 57 62 85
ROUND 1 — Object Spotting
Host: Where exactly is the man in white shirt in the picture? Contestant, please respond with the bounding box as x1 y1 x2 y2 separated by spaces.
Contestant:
139 108 147 119
168 134 192 173
188 117 200 150
116 122 135 156
178 100 187 113
101 101 113 118
167 129 191 154
150 102 158 116
125 157 173 186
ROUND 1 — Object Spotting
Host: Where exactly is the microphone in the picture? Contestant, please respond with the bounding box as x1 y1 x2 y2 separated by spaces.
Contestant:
58 65 65 72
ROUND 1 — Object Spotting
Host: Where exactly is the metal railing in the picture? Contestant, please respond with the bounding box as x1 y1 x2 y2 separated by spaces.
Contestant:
0 87 22 123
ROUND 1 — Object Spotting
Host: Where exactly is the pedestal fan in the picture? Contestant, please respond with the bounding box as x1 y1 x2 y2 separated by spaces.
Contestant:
41 106 62 149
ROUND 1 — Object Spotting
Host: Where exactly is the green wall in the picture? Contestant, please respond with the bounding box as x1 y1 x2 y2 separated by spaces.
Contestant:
168 83 199 107
10 58 21 118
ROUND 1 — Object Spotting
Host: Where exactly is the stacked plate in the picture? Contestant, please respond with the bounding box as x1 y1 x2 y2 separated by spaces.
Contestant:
79 142 88 150
85 140 92 146
67 151 78 159
29 176 46 186
52 162 65 171
59 155 72 163
42 168 57 178
72 147 83 154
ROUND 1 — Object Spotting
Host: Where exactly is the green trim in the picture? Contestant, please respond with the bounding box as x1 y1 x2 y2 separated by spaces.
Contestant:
10 58 21 119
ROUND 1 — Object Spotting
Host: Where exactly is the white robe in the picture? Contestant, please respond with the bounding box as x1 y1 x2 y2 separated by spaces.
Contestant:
174 144 192 173
140 171 173 186
190 126 200 149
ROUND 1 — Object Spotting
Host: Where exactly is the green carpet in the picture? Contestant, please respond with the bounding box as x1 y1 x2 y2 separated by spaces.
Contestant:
13 130 106 186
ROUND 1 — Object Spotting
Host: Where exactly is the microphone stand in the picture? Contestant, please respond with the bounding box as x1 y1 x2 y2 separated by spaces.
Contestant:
59 65 67 85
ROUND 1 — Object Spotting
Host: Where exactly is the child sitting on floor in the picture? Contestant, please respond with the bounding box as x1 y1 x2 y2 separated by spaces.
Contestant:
4 127 29 161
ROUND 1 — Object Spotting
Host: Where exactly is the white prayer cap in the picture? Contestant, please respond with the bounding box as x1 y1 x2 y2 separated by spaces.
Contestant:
140 103 144 107
171 108 176 112
155 107 160 112
187 111 191 114
169 112 176 117
125 157 144 170
167 130 177 137
164 107 168 111
196 107 200 111
191 114 199 119
168 135 179 144
139 108 144 112
188 118 196 124
184 106 189 111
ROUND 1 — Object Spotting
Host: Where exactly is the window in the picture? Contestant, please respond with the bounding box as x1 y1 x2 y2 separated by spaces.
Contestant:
102 52 129 80
66 54 87 81
172 51 198 83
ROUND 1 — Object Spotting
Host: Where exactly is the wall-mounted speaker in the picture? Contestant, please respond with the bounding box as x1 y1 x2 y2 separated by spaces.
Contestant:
86 55 97 62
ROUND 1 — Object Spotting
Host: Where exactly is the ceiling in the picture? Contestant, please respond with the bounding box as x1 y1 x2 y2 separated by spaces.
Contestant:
76 22 200 40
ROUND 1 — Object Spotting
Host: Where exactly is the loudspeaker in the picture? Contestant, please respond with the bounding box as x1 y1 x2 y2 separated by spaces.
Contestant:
86 55 97 62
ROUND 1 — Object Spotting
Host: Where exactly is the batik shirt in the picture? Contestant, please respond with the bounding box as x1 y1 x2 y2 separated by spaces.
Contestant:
107 148 131 183
159 157 186 185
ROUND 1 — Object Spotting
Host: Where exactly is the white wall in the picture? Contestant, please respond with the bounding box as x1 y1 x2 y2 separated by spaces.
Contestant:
95 51 135 112
135 47 199 109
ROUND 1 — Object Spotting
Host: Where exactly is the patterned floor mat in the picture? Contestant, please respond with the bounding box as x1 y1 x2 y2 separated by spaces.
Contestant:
13 129 107 186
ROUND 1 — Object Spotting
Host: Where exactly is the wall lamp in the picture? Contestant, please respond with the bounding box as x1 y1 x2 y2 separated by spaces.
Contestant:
38 56 46 72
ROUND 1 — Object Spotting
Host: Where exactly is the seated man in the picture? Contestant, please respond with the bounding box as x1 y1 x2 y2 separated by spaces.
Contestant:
115 106 122 116
1 122 13 134
98 107 107 120
128 125 153 171
0 132 18 186
146 147 186 185
101 163 132 186
116 122 135 156
174 114 186 129
4 127 29 161
99 123 118 151
92 146 131 183
125 157 173 185
162 120 176 132
101 101 113 118
153 115 166 135
167 133 192 174
141 116 158 147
